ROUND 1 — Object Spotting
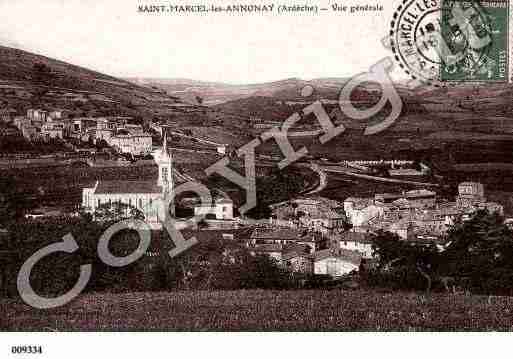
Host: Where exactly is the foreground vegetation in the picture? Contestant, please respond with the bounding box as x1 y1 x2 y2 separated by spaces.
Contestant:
368 210 513 296
3 289 513 331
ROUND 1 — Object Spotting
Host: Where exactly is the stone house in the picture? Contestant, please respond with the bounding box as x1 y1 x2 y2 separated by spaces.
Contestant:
338 232 374 258
311 249 361 277
281 244 313 274
249 227 327 253
194 197 234 220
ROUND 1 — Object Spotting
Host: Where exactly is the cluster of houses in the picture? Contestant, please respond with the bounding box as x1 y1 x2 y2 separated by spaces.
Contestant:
13 109 67 140
11 109 153 156
6 108 504 280
241 182 504 278
343 182 503 242
245 197 362 277
269 197 347 235
248 226 362 277
91 118 153 156
246 225 373 277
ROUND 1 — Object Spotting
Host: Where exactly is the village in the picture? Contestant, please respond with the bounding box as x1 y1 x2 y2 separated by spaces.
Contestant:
1 108 229 160
1 108 508 282
242 181 504 278
77 122 507 280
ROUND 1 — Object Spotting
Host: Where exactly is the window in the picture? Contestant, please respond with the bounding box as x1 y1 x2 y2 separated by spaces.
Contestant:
97 199 101 207
139 198 143 208
162 167 169 182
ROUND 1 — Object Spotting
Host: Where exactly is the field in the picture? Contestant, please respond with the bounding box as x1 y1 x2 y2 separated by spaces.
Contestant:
3 289 513 331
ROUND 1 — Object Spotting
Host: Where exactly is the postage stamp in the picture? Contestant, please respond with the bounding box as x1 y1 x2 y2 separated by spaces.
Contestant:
390 0 510 85
440 0 509 82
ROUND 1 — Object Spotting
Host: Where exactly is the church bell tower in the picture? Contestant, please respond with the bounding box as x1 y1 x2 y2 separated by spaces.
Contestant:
157 131 174 218
157 132 173 193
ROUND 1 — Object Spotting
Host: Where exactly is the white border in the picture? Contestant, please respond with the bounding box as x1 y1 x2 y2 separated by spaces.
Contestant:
1 333 512 359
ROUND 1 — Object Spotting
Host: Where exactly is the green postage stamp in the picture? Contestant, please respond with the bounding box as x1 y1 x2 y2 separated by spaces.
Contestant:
390 0 510 84
440 0 509 82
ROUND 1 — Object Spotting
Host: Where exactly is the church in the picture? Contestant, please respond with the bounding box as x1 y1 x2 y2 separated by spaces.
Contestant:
82 134 174 227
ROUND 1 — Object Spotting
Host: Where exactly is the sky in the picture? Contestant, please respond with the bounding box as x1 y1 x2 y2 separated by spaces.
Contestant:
0 0 400 84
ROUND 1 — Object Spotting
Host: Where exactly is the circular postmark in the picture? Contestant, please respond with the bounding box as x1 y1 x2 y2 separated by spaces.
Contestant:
390 0 494 86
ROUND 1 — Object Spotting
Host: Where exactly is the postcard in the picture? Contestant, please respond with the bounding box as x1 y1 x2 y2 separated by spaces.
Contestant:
1 0 513 356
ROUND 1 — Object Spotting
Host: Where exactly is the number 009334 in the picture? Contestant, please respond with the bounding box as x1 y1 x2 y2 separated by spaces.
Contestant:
11 346 43 355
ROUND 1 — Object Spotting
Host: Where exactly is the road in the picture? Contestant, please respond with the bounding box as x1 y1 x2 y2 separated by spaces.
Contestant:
321 165 439 187
301 163 328 195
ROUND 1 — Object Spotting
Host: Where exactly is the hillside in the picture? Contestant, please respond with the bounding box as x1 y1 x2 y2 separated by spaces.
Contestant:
128 77 348 105
0 46 205 121
3 45 513 154
212 96 304 122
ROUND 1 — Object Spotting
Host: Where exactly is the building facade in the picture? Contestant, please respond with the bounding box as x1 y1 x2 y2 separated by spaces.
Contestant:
312 249 361 277
109 134 153 156
344 183 503 242
194 198 234 220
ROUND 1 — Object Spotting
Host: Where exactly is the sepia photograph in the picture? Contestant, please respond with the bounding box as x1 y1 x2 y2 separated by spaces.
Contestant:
1 0 513 355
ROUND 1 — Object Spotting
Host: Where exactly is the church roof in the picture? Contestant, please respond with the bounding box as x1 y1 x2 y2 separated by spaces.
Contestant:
94 181 163 195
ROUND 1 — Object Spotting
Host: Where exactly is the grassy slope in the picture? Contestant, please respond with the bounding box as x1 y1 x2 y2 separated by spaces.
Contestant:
3 289 513 331
0 46 203 119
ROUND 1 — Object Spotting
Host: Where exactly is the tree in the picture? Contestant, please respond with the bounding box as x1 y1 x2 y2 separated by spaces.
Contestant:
168 236 291 290
441 210 513 294
0 176 32 225
4 217 106 297
368 211 513 295
93 202 145 222
95 139 110 150
370 230 440 294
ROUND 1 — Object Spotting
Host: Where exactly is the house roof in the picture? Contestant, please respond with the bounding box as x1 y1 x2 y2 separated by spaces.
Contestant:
345 197 375 209
298 205 344 219
250 227 317 241
95 181 163 195
405 189 436 198
340 231 374 244
281 243 311 261
311 248 362 265
283 243 310 253
282 251 310 261
376 190 436 203
252 243 282 253
375 193 401 200
271 197 344 219
392 198 410 207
